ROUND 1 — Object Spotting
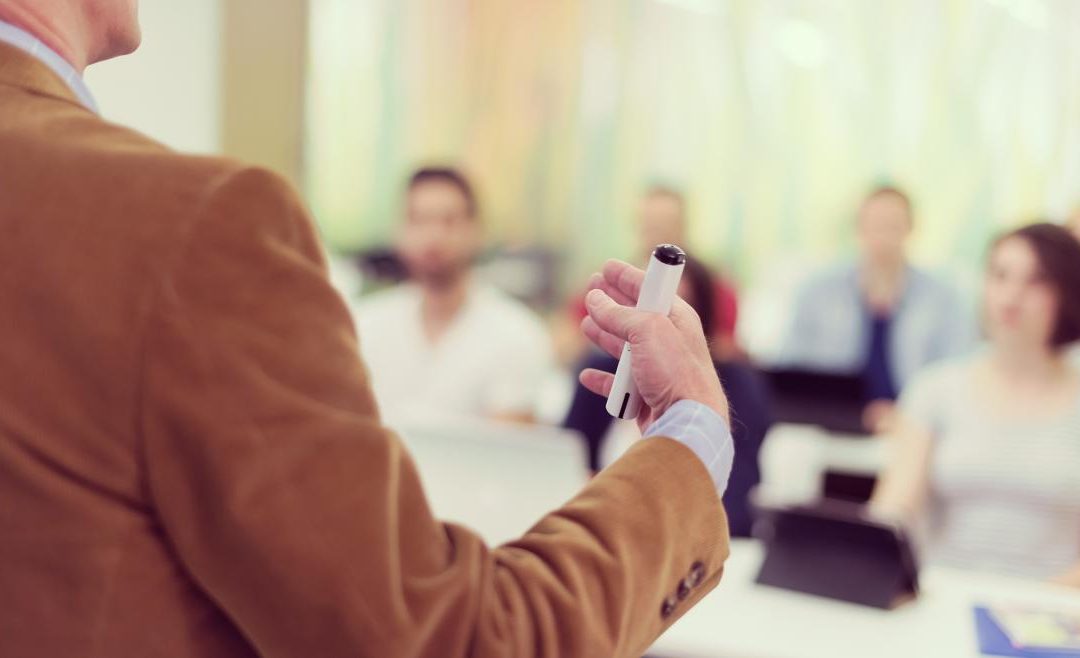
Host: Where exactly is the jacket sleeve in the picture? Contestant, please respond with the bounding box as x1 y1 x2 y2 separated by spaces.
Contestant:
138 167 731 658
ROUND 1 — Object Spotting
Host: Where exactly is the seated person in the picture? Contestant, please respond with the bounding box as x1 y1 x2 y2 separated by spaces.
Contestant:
872 223 1080 584
780 186 976 431
562 257 771 537
556 185 740 363
353 167 554 423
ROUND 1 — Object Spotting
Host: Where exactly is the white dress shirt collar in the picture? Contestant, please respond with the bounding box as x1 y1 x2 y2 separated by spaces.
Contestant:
0 19 98 113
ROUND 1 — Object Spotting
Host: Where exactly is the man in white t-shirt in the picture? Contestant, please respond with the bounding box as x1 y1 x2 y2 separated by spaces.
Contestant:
353 167 554 423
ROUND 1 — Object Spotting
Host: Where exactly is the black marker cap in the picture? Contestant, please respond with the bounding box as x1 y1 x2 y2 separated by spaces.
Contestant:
652 244 686 266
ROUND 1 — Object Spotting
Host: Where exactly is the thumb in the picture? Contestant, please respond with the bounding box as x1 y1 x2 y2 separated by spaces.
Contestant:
585 289 647 341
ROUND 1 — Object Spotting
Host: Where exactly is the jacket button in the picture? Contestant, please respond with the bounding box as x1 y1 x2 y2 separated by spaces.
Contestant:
677 579 692 600
660 594 678 619
686 561 706 588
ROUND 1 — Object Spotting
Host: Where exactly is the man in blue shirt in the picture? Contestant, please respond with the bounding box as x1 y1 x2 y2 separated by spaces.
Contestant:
781 186 977 430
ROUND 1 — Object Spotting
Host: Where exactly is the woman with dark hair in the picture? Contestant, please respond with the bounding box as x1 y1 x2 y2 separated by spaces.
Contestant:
872 223 1080 584
562 257 771 538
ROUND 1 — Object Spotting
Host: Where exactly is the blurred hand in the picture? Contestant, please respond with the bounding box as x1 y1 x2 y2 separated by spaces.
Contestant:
578 259 729 433
863 400 898 435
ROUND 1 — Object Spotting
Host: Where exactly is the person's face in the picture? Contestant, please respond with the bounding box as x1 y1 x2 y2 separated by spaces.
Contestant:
637 194 686 260
86 0 141 63
856 195 912 266
983 236 1060 350
396 181 480 289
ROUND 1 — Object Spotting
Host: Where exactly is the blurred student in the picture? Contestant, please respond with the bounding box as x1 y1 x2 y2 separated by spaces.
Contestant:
563 257 771 537
780 186 975 430
556 186 740 362
872 223 1080 584
353 167 554 423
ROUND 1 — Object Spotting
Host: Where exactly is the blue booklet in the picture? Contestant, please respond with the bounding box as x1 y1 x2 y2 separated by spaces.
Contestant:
975 606 1080 658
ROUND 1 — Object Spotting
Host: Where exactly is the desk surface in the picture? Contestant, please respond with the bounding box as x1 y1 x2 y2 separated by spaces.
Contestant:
653 539 1080 658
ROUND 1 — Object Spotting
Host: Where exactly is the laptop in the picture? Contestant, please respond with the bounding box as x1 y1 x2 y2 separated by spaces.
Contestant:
389 412 590 545
762 369 869 435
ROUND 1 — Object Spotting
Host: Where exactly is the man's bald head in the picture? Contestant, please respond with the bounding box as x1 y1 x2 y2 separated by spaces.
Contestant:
0 0 140 70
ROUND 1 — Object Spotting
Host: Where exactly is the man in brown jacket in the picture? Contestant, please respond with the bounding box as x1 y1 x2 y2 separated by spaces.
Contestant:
0 2 734 657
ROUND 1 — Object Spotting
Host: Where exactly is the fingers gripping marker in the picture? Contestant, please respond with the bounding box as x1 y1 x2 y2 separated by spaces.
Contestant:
605 244 686 419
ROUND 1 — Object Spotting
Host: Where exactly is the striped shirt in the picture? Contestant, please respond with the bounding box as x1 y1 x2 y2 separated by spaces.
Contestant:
902 356 1080 578
645 399 734 494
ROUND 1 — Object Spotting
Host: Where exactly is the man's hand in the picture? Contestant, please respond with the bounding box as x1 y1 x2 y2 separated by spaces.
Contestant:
578 259 730 432
862 399 898 434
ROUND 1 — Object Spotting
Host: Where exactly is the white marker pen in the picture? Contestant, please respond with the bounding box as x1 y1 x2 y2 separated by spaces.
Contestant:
605 244 687 420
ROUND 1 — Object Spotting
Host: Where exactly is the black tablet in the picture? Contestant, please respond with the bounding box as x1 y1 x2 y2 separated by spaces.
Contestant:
753 499 920 609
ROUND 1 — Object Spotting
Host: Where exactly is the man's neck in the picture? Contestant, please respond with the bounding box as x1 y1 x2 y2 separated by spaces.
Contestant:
859 258 908 313
419 276 471 345
0 4 85 70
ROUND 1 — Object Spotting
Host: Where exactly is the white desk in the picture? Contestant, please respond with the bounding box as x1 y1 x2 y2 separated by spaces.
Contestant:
652 539 1080 658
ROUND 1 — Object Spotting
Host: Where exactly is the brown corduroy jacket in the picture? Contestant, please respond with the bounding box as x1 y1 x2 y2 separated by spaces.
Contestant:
0 42 730 658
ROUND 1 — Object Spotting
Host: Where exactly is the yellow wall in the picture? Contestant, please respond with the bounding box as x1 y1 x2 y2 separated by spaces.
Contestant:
222 0 310 186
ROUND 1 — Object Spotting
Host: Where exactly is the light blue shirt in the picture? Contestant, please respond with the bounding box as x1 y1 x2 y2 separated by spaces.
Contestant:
644 400 734 494
779 263 977 391
0 20 97 112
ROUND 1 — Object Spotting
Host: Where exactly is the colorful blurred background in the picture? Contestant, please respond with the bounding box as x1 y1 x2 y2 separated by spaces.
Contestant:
306 0 1080 288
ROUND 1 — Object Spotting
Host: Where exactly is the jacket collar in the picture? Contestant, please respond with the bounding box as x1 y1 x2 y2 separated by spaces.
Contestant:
0 39 94 113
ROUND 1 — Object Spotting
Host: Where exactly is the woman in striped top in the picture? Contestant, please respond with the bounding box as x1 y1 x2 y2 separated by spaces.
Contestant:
873 223 1080 584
